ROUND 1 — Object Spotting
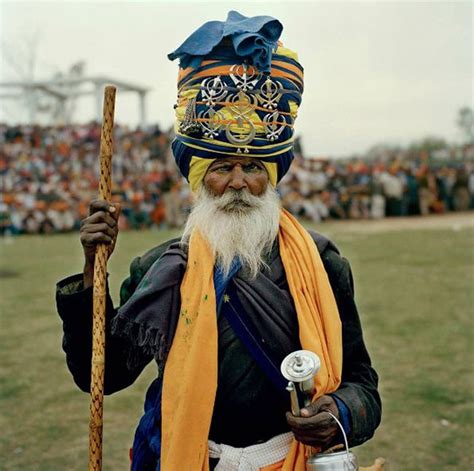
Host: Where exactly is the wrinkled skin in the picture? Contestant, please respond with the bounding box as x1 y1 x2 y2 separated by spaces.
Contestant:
204 157 269 197
286 395 340 449
80 199 120 288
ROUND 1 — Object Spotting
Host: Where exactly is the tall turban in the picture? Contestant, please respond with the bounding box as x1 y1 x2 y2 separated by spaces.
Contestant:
168 10 304 191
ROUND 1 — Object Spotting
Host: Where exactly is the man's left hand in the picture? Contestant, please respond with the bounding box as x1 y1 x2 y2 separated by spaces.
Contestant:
286 395 339 449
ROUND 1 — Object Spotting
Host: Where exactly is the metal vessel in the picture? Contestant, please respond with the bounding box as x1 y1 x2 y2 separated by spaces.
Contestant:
280 350 359 470
280 350 320 414
306 450 358 471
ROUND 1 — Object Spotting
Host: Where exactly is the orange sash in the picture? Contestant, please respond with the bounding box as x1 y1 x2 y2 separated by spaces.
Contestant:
161 209 342 470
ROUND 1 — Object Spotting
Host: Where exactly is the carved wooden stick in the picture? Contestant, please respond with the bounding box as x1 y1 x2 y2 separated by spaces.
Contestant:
89 85 116 471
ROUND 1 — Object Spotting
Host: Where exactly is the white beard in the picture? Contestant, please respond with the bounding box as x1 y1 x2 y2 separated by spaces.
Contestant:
182 185 281 278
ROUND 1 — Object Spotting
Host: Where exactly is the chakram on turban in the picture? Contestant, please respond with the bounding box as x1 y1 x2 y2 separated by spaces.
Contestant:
168 10 304 191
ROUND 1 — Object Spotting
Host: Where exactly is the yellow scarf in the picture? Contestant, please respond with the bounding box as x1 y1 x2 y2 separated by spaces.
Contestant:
161 209 342 470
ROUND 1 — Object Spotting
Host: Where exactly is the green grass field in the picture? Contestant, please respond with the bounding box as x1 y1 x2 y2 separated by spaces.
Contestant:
1 219 473 470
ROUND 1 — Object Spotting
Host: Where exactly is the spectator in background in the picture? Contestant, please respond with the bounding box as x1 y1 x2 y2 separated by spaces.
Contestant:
452 168 470 211
128 205 151 230
380 169 404 216
0 122 472 235
404 168 420 216
418 167 434 216
303 191 329 222
369 171 386 219
0 201 13 235
468 167 474 209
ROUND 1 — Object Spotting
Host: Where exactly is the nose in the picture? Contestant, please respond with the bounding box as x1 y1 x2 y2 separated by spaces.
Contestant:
228 165 247 191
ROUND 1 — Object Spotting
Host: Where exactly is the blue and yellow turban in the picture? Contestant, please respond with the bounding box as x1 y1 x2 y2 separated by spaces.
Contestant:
168 10 304 191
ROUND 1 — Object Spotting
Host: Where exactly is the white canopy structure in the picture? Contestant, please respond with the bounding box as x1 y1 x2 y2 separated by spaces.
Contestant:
0 76 150 126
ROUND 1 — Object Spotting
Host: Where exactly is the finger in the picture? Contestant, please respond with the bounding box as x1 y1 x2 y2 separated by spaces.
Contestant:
89 199 117 216
111 203 121 222
300 396 336 418
286 411 335 431
293 426 337 442
81 231 113 245
81 223 116 239
81 211 117 229
293 426 338 446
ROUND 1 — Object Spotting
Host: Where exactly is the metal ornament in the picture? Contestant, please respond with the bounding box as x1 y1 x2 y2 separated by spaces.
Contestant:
179 96 201 136
258 77 282 109
199 108 224 138
225 90 257 150
201 76 228 106
178 62 295 146
263 111 286 141
230 63 260 91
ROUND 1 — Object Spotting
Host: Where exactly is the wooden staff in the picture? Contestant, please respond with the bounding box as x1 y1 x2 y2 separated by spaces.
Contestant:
89 85 116 471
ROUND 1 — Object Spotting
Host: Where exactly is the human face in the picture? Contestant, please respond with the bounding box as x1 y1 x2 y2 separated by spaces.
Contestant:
203 157 269 197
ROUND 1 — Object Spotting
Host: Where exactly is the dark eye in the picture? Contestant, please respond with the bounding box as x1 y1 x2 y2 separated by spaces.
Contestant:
243 163 262 173
214 165 232 173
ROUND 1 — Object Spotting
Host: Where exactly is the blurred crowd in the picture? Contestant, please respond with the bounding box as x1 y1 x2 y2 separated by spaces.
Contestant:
0 123 192 235
279 155 474 223
1 123 473 235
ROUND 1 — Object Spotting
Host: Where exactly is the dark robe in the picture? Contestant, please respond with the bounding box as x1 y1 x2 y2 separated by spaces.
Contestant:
56 231 381 448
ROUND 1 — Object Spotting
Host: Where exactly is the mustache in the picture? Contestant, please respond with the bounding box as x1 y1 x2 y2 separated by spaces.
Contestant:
213 189 263 212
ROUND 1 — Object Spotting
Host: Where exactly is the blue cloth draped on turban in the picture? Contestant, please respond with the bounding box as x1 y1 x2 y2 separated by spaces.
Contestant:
168 10 283 73
168 10 304 190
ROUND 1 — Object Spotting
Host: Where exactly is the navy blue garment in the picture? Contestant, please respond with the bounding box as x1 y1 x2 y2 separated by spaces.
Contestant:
130 260 241 471
332 395 352 437
214 259 242 309
57 234 381 458
131 377 163 471
168 10 282 73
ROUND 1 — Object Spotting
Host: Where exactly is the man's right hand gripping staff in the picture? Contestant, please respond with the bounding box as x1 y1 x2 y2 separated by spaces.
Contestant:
57 199 153 395
80 199 120 288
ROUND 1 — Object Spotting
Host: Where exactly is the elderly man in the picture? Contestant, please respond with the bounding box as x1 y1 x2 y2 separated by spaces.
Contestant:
56 11 380 471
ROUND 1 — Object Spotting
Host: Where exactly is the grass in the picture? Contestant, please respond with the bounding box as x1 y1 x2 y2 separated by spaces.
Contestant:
0 221 473 470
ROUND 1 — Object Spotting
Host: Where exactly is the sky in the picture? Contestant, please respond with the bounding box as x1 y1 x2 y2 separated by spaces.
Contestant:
0 0 472 157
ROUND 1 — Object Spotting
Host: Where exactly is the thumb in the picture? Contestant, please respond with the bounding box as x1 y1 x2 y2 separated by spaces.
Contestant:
111 202 121 220
300 395 333 418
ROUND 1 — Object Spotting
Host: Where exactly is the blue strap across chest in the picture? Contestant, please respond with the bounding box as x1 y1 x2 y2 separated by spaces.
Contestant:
132 261 288 470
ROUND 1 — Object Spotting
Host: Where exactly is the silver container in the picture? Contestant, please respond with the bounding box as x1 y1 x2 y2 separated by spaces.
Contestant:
306 450 358 470
280 351 359 470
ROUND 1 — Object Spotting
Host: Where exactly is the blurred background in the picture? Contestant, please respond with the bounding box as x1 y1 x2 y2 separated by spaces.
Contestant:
0 1 473 470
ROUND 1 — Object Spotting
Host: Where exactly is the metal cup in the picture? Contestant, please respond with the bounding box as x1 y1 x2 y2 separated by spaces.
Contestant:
280 351 358 471
306 450 358 471
306 411 358 470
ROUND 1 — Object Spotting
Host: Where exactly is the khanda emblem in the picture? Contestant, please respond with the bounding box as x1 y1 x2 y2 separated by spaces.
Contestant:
259 78 286 141
258 77 283 110
225 63 260 151
263 111 287 141
183 62 290 146
201 76 227 106
229 63 260 91
197 76 228 138
199 108 225 138
225 90 257 151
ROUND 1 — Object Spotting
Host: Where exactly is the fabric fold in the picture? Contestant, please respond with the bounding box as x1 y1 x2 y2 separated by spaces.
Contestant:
160 210 342 471
110 241 187 363
168 10 282 72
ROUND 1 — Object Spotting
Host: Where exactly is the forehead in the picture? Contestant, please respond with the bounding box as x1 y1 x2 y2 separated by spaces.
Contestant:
208 157 265 169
